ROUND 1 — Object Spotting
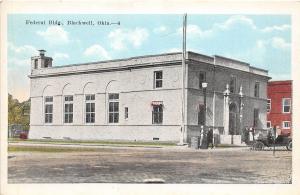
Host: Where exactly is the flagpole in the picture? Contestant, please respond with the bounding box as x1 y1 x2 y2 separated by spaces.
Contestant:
180 13 187 145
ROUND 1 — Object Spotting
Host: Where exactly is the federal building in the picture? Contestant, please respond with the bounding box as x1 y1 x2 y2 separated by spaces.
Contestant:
28 50 270 144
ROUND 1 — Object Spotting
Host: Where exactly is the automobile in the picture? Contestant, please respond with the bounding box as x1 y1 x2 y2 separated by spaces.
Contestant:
19 131 28 139
12 129 23 138
12 129 28 139
252 133 292 151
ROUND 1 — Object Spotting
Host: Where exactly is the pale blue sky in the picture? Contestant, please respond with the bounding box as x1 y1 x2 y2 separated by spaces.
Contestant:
8 14 291 101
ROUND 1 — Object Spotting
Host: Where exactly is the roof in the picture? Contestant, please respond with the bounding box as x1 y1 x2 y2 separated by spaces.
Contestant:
268 80 292 85
30 51 269 78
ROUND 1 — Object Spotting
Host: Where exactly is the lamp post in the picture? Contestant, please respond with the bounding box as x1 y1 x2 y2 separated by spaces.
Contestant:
201 82 208 149
202 82 208 127
238 86 244 143
223 84 230 136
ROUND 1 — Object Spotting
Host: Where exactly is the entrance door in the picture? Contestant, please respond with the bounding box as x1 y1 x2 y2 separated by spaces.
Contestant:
229 103 237 135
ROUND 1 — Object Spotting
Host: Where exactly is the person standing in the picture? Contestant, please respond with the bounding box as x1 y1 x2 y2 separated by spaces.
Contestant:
207 128 214 149
276 125 282 138
250 127 255 142
244 126 249 144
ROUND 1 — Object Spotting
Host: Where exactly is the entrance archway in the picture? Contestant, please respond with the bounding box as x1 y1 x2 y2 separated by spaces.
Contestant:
229 103 238 135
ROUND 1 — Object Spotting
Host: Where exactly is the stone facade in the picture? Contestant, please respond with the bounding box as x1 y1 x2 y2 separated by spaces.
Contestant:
29 51 270 144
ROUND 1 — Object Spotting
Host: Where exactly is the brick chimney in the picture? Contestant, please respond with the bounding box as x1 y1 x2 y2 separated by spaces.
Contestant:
31 49 53 70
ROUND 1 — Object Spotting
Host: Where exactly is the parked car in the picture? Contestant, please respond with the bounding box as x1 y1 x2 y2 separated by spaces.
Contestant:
252 133 292 151
12 129 28 139
19 131 28 139
13 129 23 138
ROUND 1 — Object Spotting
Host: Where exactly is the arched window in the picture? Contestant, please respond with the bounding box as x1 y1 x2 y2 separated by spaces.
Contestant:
83 82 96 124
152 101 163 124
108 93 119 123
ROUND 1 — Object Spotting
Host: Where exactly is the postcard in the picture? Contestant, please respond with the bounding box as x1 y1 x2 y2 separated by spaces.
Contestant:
1 1 300 195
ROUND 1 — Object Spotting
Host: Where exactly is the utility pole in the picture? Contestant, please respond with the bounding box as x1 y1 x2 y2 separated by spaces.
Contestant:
180 13 187 145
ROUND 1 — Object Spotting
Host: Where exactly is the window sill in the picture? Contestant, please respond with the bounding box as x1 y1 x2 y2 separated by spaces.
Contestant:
43 123 53 126
85 123 96 126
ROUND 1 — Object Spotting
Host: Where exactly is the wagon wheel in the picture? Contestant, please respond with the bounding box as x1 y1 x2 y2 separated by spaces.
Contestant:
252 141 257 150
286 141 292 151
251 142 257 150
253 141 264 151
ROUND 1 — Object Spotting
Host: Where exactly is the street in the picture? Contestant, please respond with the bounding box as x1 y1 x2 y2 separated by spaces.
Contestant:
8 146 292 183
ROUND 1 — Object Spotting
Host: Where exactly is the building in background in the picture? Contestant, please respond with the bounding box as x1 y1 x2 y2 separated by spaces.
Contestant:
28 50 270 144
267 80 292 136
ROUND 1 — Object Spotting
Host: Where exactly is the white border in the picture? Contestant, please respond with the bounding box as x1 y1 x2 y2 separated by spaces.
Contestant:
1 1 300 195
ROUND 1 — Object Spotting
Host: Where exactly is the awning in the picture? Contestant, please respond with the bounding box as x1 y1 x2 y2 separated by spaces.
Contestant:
151 101 163 106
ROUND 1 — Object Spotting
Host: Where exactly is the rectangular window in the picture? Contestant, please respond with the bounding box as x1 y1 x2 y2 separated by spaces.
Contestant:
229 76 237 93
199 72 206 89
253 108 259 127
154 71 163 88
44 96 53 123
109 93 119 123
254 82 260 98
282 121 291 129
86 94 95 101
64 95 73 123
85 94 95 123
282 98 291 113
152 104 163 124
267 99 271 113
267 121 271 128
125 107 128 119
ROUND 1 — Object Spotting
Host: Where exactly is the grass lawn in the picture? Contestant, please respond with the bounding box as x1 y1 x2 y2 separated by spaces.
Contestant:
8 145 104 153
8 138 177 147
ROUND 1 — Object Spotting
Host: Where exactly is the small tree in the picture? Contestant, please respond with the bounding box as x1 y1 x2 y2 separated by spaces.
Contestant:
8 94 30 130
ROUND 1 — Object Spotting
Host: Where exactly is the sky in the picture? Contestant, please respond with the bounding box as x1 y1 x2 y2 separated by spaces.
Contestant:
8 14 291 101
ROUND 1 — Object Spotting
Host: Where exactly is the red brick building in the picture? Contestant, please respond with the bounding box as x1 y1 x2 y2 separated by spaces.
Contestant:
267 80 292 136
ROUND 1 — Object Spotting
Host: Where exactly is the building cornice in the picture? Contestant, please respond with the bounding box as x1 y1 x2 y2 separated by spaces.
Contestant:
29 60 182 78
29 51 270 79
188 87 268 101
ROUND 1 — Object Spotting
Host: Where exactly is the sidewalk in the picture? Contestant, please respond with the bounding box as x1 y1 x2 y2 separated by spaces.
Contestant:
8 141 250 152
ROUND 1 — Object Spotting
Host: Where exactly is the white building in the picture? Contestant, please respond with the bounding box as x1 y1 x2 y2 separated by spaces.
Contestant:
29 50 270 144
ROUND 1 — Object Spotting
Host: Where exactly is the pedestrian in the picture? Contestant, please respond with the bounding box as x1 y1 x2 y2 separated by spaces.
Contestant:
199 125 204 148
267 128 273 144
244 126 249 144
250 127 255 142
275 125 283 143
207 128 214 149
276 125 282 138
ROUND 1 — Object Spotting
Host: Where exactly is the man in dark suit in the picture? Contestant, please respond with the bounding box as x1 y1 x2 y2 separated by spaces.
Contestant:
207 128 214 149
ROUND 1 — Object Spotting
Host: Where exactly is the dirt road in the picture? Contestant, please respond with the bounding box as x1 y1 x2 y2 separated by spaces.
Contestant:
8 146 292 183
